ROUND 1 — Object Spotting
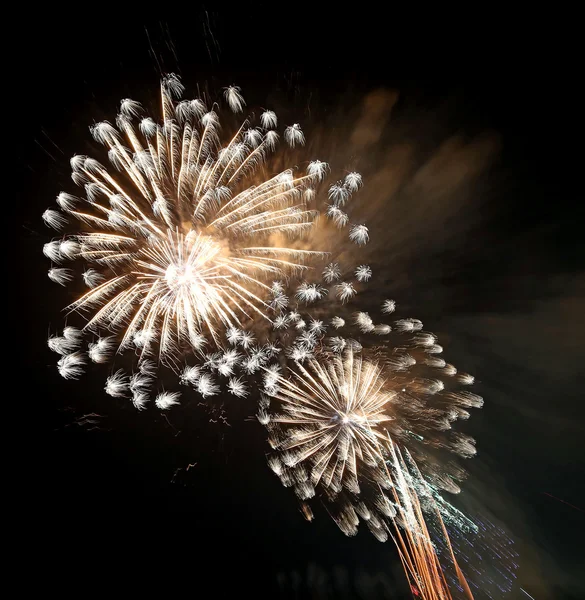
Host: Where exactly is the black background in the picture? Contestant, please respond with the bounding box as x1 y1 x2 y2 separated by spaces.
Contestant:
17 13 584 599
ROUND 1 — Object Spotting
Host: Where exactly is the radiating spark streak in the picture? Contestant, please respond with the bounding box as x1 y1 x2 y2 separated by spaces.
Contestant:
542 492 584 513
378 440 473 600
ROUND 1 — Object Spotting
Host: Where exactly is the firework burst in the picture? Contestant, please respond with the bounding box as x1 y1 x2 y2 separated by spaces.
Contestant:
261 252 482 543
263 338 479 597
43 74 339 396
267 349 394 497
40 73 490 598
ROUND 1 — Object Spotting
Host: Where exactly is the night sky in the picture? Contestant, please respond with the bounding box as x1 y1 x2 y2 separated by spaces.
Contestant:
19 15 583 599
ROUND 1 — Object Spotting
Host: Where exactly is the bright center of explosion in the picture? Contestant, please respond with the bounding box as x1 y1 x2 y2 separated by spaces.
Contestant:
337 412 366 426
163 232 224 291
165 263 196 288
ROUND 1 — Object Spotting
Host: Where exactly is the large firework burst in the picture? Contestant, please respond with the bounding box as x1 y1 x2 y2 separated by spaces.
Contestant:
42 75 342 397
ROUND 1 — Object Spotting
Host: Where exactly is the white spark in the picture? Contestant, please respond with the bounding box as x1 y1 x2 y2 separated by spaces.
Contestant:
226 327 243 346
355 312 375 333
344 172 363 192
133 330 154 349
239 331 255 349
48 334 78 355
425 357 447 368
297 330 317 350
257 407 271 425
323 262 341 283
130 372 152 393
270 292 289 311
382 299 396 314
326 205 349 228
330 316 345 328
197 374 219 397
443 364 457 376
43 241 62 262
284 124 305 147
139 117 157 137
139 360 157 376
57 352 86 379
264 342 280 357
394 318 423 333
335 281 356 302
273 314 290 329
260 110 278 129
105 369 129 397
328 182 350 206
427 344 443 354
155 391 181 410
62 326 82 343
48 268 73 286
328 336 347 352
82 269 105 288
56 192 79 211
224 86 245 113
180 365 202 386
59 240 80 260
265 130 279 150
308 319 326 334
287 345 312 362
307 160 329 181
268 456 283 475
222 348 242 366
132 392 149 410
88 336 116 363
271 281 284 294
42 209 68 230
373 324 391 335
295 283 327 303
414 333 437 347
163 73 184 97
70 154 87 171
355 265 372 282
120 98 142 118
263 364 281 388
458 374 475 385
349 224 369 245
228 377 248 397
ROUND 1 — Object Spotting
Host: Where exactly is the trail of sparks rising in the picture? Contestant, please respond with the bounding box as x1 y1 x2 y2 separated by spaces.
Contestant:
383 442 474 600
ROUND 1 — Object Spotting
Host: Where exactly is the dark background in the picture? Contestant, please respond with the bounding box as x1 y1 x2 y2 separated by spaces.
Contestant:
18 13 583 599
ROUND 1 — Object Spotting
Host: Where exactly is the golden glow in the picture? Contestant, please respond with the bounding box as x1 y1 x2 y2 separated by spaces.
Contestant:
57 75 326 362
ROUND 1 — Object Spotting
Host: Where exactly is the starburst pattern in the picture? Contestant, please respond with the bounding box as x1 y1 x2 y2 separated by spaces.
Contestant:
42 74 336 390
263 280 482 544
41 72 483 600
266 349 394 497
